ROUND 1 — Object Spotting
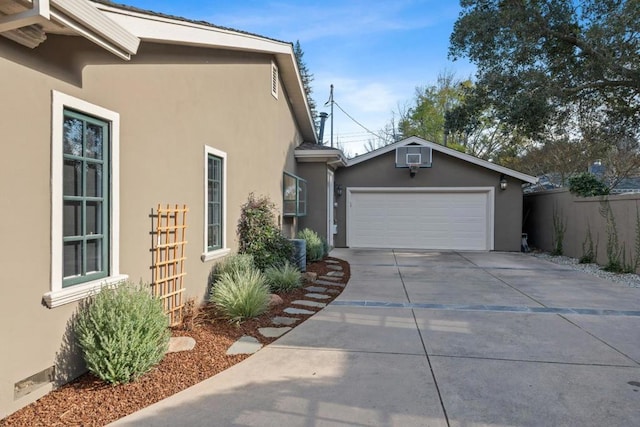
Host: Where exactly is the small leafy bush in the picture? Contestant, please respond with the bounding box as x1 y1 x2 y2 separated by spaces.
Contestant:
210 268 270 322
237 194 294 270
568 173 609 197
209 253 255 287
75 282 170 385
297 228 324 262
265 262 302 292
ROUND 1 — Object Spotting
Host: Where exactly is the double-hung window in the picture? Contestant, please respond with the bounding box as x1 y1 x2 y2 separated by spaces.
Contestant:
202 146 229 261
283 172 307 217
45 91 125 308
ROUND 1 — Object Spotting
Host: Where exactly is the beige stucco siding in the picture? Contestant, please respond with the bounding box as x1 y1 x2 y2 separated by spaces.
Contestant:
298 162 331 240
0 35 304 417
334 150 524 251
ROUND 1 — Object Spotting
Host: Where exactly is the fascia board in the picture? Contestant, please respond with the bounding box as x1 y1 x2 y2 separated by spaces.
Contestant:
295 149 347 166
96 4 290 54
53 0 139 55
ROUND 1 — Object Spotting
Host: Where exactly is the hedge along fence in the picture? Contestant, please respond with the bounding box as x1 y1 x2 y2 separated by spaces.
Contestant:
524 189 640 273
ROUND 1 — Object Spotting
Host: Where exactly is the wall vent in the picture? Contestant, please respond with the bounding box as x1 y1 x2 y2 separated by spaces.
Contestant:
271 61 279 99
14 366 55 400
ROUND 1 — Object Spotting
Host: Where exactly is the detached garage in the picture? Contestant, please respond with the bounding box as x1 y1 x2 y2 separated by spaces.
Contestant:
333 137 537 252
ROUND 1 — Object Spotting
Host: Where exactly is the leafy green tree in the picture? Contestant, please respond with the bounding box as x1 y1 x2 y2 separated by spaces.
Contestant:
397 72 515 161
449 0 640 136
294 40 317 129
399 71 470 145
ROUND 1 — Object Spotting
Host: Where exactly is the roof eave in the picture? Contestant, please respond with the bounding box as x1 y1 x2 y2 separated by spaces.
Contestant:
295 149 347 166
347 136 538 184
0 0 139 59
93 2 317 142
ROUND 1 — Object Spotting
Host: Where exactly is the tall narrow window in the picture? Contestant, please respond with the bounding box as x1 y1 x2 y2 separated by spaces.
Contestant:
62 109 109 287
207 153 223 251
283 172 307 217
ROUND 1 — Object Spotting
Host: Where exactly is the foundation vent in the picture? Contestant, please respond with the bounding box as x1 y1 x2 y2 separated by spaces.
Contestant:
14 366 55 400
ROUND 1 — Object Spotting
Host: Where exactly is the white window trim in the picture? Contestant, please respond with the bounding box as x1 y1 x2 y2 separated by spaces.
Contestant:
201 145 230 262
271 61 279 99
44 91 127 308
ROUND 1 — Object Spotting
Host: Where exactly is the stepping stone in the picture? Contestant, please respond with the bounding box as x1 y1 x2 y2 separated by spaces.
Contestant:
326 271 344 277
326 289 340 294
258 327 292 338
305 293 331 300
327 265 342 271
226 336 262 355
325 259 340 264
167 336 196 353
318 275 342 282
316 280 346 287
292 300 327 308
284 307 315 315
305 286 327 293
271 316 300 326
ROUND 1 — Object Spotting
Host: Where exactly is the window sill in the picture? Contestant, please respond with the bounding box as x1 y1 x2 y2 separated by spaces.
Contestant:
201 248 231 262
43 274 129 309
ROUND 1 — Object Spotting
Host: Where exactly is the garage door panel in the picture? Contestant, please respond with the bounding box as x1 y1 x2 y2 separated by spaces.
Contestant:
348 190 492 250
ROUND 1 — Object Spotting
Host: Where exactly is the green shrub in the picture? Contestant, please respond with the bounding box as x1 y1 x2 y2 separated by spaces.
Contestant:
209 253 255 287
237 194 294 271
568 173 610 197
210 268 270 322
75 282 170 385
297 228 324 262
265 262 302 292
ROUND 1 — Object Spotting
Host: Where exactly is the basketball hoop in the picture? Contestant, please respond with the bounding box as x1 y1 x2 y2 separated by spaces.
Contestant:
408 163 420 178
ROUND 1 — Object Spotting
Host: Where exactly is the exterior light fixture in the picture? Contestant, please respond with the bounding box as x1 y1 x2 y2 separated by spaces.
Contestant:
499 174 508 190
335 184 343 197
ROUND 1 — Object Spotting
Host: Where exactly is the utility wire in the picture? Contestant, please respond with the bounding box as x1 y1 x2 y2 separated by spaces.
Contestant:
333 100 387 141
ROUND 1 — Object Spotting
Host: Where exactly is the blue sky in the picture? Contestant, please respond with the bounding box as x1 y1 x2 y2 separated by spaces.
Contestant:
120 0 475 155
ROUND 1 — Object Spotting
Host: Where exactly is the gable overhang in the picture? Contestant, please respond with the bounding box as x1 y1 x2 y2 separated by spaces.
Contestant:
0 0 140 59
346 136 538 184
94 2 317 143
295 149 348 167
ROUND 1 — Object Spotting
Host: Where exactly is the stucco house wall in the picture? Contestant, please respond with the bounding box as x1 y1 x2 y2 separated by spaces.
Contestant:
297 162 331 239
0 29 309 417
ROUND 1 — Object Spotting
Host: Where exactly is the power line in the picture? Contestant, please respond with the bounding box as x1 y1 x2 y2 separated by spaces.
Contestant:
332 100 387 141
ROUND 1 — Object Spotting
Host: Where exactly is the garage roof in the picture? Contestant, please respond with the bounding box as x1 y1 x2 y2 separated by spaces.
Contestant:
347 136 538 184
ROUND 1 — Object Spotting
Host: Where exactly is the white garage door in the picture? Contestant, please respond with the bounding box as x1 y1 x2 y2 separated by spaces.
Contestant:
347 188 493 250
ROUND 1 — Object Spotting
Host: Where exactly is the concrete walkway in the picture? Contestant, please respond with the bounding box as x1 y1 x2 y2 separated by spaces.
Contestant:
112 249 640 427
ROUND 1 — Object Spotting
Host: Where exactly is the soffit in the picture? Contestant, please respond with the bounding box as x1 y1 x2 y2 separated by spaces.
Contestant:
0 0 139 58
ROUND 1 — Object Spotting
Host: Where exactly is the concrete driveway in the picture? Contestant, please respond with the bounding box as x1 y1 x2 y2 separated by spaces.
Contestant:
113 249 640 427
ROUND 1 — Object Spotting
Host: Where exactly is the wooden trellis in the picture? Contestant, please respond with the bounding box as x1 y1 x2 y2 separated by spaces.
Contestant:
151 204 188 326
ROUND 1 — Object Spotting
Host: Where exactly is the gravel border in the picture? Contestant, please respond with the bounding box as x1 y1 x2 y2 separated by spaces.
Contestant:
530 252 640 288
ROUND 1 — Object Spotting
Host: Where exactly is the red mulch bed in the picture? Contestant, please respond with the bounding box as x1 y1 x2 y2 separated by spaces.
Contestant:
1 258 350 427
